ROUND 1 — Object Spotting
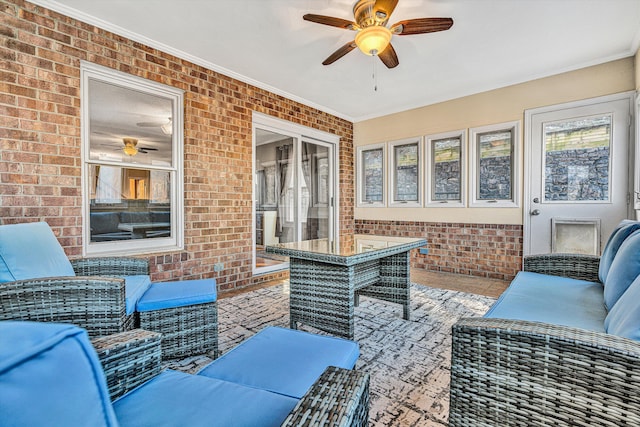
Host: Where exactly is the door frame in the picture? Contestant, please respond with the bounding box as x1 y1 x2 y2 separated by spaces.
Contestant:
252 112 340 276
523 91 635 258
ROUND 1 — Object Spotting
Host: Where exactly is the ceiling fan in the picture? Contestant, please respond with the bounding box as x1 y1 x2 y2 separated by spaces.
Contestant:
122 137 158 156
136 117 173 135
304 0 453 68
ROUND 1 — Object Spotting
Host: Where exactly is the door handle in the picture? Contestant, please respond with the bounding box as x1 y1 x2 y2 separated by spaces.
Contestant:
530 209 541 216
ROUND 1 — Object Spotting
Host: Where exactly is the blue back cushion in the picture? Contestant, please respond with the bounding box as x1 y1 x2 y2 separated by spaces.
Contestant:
0 222 75 283
0 321 118 426
603 230 640 310
599 220 640 283
605 274 640 341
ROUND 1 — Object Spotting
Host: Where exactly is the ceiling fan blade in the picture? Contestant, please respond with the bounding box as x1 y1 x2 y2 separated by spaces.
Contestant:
373 0 399 24
378 43 399 69
303 14 357 30
391 17 453 36
322 41 357 65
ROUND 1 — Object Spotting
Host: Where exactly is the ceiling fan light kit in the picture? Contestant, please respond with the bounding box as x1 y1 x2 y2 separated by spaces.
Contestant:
355 26 392 55
304 0 453 69
122 137 139 156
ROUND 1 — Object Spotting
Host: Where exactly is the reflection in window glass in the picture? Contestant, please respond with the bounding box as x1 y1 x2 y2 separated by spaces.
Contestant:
89 165 171 242
432 137 461 201
362 148 383 203
477 130 513 200
544 115 611 202
393 143 419 202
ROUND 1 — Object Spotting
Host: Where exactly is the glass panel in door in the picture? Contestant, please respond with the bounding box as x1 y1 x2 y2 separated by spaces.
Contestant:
301 141 331 242
255 130 294 270
254 131 334 273
544 116 611 202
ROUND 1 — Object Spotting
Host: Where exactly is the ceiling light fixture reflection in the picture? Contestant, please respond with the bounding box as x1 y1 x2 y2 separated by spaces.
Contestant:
122 137 138 156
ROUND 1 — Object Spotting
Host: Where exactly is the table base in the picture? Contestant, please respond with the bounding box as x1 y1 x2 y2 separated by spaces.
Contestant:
289 252 411 340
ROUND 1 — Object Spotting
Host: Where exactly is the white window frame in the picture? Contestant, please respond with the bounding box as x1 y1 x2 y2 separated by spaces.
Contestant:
425 129 467 207
356 143 386 207
80 61 184 256
388 137 422 207
469 121 520 208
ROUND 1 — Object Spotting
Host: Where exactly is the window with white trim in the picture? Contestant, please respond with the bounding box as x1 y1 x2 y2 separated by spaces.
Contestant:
425 130 466 207
469 121 520 207
389 138 422 207
356 143 386 207
81 62 184 256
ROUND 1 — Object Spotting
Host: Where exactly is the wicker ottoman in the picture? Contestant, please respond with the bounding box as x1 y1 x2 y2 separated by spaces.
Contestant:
136 278 218 360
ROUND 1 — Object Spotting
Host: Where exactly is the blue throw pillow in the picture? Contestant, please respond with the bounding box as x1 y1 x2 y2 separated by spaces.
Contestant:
605 274 640 341
603 230 640 310
598 220 640 283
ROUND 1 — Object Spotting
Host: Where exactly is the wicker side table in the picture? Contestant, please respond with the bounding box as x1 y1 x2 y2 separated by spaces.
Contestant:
136 278 218 360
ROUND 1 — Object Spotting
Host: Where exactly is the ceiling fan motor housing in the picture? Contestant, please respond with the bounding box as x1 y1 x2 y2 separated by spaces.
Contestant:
354 0 390 28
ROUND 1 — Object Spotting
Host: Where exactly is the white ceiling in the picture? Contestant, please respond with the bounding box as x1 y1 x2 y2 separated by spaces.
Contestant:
33 0 640 122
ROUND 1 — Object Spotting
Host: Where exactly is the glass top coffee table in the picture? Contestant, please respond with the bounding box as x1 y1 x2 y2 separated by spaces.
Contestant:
266 234 427 339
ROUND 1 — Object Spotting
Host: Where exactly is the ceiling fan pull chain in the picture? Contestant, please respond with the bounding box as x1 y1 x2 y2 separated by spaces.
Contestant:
372 54 378 92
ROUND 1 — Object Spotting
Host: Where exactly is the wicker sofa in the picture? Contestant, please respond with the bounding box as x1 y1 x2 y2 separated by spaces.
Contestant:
1 321 369 427
450 220 640 426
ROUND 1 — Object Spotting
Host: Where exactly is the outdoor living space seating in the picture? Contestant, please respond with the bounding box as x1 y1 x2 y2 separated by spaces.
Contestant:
449 220 640 426
0 221 217 359
0 320 369 427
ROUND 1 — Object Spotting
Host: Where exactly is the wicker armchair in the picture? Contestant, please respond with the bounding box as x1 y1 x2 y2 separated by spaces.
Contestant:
0 256 148 338
449 252 640 426
0 221 150 337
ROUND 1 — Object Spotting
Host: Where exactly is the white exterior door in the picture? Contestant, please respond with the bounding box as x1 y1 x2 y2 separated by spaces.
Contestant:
524 93 633 256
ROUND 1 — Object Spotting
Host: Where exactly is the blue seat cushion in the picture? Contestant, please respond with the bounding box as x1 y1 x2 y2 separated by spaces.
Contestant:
605 274 640 341
136 278 217 312
598 220 640 283
484 271 607 332
0 222 75 283
114 369 298 427
197 326 359 399
124 275 152 315
0 321 117 427
603 230 640 310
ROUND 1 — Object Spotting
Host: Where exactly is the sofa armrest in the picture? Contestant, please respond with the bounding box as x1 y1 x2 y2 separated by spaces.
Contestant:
92 329 162 401
523 253 600 282
0 277 129 338
449 317 640 426
71 256 149 276
281 366 370 427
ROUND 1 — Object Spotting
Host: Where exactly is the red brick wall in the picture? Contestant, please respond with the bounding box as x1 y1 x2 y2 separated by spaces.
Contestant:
355 220 522 281
1 0 354 290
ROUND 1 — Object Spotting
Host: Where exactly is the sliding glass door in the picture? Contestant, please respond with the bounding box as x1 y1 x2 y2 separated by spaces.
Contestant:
254 127 336 274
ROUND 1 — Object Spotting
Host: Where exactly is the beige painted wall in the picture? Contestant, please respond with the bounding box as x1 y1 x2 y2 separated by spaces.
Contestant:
354 57 635 225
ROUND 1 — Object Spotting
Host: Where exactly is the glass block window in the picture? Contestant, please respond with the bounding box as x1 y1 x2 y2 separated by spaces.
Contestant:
389 139 421 206
426 130 466 207
356 144 385 206
470 121 520 207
